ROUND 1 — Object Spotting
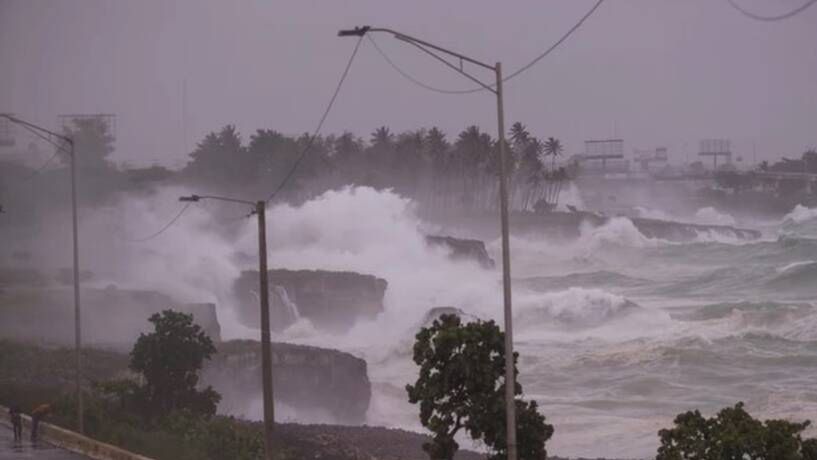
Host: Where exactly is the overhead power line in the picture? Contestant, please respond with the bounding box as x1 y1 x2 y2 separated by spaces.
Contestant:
727 0 817 21
13 122 70 178
265 35 365 203
120 202 193 242
368 0 605 95
125 37 364 240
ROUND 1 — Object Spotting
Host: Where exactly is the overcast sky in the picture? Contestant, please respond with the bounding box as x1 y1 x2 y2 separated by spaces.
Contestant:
1 0 815 168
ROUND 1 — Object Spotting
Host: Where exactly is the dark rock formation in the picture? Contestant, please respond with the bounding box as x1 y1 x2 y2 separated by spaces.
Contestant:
425 235 495 269
233 269 387 332
631 216 761 241
0 339 373 429
430 210 761 243
0 286 221 346
202 340 371 424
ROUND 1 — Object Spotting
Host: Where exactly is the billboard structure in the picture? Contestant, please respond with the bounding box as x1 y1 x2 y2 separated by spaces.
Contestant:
698 139 732 170
580 139 627 173
634 147 669 172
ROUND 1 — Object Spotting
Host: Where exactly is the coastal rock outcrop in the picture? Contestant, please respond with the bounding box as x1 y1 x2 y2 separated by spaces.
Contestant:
425 235 495 269
202 339 371 424
430 210 761 242
0 285 221 346
233 269 387 332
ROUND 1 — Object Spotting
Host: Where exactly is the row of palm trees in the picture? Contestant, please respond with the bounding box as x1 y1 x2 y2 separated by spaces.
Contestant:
183 123 571 212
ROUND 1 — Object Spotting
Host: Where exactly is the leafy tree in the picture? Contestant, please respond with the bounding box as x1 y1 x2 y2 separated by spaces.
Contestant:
657 402 816 460
184 125 251 187
130 310 220 419
406 314 553 460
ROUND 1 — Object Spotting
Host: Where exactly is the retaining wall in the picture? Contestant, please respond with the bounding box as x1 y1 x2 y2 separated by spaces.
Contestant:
0 404 153 460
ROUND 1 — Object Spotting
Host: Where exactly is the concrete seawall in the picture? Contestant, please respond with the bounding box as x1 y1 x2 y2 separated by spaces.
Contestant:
0 404 153 460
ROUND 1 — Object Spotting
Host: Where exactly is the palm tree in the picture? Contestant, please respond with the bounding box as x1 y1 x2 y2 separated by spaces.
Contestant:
544 137 563 170
371 126 394 149
509 122 530 152
425 127 451 212
454 126 493 209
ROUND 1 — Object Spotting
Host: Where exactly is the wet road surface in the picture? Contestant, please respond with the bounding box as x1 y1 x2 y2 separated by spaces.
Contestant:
0 424 86 459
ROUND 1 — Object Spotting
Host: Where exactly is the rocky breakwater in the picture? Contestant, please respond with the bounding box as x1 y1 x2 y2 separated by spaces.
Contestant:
630 216 761 241
233 269 387 332
448 210 761 242
425 235 495 269
202 339 371 424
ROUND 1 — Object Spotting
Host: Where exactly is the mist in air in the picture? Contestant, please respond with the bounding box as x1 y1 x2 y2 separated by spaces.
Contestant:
2 1 817 459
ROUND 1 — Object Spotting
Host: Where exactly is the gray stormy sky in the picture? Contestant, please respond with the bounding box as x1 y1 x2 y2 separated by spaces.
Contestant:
0 0 815 168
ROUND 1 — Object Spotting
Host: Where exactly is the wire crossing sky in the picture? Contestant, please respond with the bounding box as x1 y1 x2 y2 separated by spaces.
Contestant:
726 0 817 21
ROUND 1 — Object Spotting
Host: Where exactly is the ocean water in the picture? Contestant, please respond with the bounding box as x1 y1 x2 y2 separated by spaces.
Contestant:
257 188 817 458
102 186 817 459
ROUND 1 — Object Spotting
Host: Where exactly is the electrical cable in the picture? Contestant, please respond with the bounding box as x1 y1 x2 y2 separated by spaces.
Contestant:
264 36 365 203
726 0 817 21
16 122 70 153
120 202 193 242
13 123 70 179
367 0 605 95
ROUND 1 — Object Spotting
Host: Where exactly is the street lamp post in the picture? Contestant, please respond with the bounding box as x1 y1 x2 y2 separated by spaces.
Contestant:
338 27 518 460
179 195 275 460
0 114 84 433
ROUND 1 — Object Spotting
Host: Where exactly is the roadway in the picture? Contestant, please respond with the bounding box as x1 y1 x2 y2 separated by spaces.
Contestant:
0 423 86 459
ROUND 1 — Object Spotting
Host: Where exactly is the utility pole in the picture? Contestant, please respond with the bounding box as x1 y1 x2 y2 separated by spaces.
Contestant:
68 137 83 434
180 195 275 459
338 27 518 459
256 200 275 459
0 114 83 433
494 62 517 460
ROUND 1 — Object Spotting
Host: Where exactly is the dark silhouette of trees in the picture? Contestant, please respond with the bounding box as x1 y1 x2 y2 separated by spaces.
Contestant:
174 121 574 214
129 310 220 419
544 137 563 170
657 402 817 460
184 125 251 188
406 314 553 460
62 117 116 172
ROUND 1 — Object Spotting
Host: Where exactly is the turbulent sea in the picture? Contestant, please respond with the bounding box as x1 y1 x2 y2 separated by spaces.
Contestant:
239 189 817 459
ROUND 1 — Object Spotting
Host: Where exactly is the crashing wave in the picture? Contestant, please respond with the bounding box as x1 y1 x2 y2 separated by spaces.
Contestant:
579 217 659 249
693 207 737 227
515 287 641 328
783 205 817 225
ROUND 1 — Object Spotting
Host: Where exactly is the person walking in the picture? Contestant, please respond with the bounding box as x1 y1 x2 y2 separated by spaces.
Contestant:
8 404 22 442
30 403 51 443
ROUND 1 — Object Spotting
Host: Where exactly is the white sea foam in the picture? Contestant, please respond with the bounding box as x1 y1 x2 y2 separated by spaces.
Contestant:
634 206 675 221
783 204 817 224
777 260 817 274
693 207 737 227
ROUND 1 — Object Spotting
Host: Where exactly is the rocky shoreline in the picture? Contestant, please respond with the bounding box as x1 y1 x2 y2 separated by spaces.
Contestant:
256 422 629 460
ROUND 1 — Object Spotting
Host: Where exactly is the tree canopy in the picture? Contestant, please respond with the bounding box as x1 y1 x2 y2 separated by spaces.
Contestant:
130 310 220 418
657 402 817 460
406 314 553 460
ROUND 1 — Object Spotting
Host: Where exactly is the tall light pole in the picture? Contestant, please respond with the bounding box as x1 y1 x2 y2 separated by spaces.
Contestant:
338 26 518 459
0 114 84 433
179 195 275 460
